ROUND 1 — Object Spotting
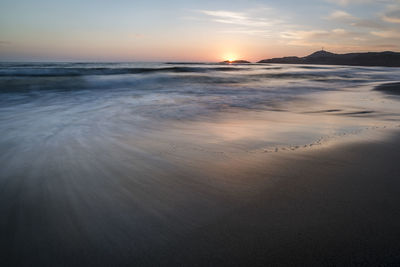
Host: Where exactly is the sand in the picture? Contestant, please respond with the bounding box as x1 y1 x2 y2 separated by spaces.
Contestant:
146 130 400 266
1 129 400 266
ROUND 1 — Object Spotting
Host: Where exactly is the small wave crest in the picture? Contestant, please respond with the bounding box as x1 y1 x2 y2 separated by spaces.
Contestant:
0 66 249 77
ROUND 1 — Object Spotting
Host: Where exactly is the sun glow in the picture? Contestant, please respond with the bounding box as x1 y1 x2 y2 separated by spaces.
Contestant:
223 53 237 62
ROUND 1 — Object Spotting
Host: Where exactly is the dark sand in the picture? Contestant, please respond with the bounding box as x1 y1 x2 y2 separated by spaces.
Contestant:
1 130 400 266
149 131 400 266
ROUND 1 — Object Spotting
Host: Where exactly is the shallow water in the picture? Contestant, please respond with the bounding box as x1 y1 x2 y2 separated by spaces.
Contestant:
1 62 400 265
1 62 399 155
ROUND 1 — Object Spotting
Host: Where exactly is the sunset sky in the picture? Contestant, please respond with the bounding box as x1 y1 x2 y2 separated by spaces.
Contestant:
1 0 400 62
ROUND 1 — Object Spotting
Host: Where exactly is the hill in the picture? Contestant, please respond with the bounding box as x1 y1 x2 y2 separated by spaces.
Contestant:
258 50 400 67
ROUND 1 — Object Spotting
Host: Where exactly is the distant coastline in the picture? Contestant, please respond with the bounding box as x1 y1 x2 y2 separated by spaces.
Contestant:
220 60 251 64
257 50 400 67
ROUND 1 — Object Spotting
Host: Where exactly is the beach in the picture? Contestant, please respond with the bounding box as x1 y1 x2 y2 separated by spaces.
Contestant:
151 129 400 266
1 128 400 266
0 62 400 266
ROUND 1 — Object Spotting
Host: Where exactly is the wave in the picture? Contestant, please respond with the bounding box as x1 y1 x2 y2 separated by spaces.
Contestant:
374 82 400 95
0 66 250 77
1 63 399 97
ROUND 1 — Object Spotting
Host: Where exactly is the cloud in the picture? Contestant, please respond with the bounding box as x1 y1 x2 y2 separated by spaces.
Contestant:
371 29 400 38
371 43 400 48
280 28 374 50
0 41 12 46
352 19 386 28
198 9 281 28
220 28 273 37
280 24 400 51
326 0 376 6
382 8 400 23
328 10 356 21
191 8 293 40
281 30 330 40
192 4 400 52
327 10 386 29
332 28 349 34
200 10 246 21
283 4 400 51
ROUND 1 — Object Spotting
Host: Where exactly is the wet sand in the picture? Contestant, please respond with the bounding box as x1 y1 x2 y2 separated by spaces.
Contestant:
1 129 400 266
151 130 400 266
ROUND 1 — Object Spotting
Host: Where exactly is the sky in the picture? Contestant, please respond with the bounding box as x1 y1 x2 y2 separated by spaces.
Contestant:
1 0 400 62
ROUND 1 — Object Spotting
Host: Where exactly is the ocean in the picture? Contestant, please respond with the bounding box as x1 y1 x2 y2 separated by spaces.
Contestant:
1 62 400 265
1 62 399 153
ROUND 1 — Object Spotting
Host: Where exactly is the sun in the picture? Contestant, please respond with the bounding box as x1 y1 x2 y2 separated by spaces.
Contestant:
223 53 237 63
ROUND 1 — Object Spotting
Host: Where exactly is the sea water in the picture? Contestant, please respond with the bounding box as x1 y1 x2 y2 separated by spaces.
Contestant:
1 62 400 265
